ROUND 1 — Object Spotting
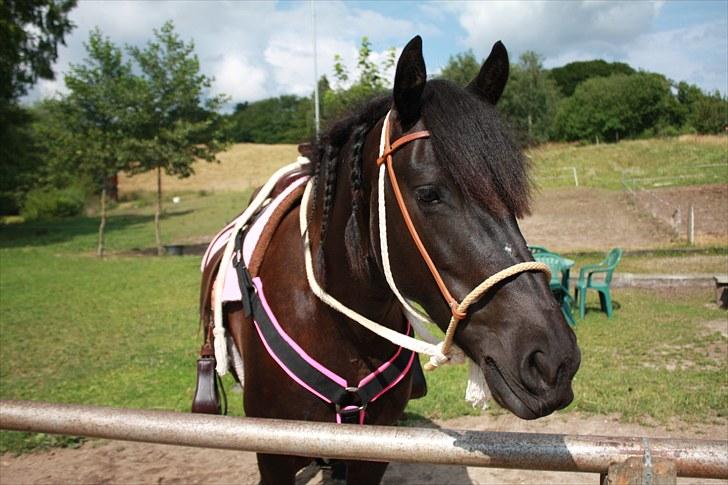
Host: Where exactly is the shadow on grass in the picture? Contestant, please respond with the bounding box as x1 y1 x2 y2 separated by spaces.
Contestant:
0 210 193 249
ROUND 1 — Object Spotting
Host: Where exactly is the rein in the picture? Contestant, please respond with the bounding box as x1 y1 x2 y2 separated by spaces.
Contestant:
302 110 551 370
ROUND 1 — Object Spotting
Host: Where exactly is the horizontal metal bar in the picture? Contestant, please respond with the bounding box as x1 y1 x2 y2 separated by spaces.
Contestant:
1 400 726 479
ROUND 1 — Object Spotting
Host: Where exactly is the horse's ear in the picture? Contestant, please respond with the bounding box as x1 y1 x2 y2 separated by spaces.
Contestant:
393 35 427 128
467 41 509 105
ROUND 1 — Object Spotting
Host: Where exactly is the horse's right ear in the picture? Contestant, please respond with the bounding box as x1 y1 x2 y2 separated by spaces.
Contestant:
393 35 427 129
467 41 509 105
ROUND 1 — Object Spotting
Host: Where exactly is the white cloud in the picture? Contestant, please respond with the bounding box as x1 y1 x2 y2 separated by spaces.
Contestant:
21 0 429 107
625 21 727 94
213 55 267 101
453 0 664 59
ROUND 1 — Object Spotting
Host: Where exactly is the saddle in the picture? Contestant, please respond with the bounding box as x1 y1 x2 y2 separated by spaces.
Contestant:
192 160 310 415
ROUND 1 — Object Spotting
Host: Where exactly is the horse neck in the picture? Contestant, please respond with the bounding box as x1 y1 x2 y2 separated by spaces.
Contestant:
310 124 405 336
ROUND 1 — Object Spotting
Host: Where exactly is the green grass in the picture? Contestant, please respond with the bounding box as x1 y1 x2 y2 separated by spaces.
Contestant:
563 247 728 275
569 288 727 424
0 189 253 254
529 137 728 190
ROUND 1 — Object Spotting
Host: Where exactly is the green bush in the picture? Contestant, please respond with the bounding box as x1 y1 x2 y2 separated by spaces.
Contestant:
21 186 86 220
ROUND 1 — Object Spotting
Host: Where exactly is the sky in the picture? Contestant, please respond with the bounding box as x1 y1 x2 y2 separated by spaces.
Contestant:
25 0 728 109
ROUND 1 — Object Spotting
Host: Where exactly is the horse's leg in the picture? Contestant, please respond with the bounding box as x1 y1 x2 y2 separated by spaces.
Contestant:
345 460 389 485
256 453 310 485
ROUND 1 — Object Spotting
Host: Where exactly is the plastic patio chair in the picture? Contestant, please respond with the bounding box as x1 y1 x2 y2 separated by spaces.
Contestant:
533 251 576 326
574 248 623 319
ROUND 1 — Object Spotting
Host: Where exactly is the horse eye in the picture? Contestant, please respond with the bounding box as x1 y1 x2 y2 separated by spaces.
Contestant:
415 186 440 204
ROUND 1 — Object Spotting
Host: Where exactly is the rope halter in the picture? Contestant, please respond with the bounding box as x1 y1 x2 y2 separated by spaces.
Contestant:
375 110 551 370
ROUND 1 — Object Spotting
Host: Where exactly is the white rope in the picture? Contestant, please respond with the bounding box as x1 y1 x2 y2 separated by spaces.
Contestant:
213 158 308 375
376 113 465 364
300 180 447 358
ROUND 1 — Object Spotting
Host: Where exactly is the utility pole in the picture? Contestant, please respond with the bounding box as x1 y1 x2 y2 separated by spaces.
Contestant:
311 0 320 137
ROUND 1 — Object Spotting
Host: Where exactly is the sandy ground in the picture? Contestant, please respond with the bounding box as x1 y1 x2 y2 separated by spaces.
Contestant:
2 412 726 485
632 184 728 245
517 187 676 252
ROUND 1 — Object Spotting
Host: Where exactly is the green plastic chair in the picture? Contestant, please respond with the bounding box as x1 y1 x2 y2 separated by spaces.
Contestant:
574 248 623 319
533 251 576 326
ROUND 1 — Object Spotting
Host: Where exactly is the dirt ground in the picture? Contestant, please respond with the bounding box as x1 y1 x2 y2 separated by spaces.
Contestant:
2 412 726 485
631 184 728 245
517 187 677 252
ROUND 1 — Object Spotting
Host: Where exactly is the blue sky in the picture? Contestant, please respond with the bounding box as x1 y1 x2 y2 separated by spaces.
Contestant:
25 0 727 108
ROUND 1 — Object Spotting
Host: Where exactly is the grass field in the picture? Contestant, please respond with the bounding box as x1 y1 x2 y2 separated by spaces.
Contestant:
2 137 726 453
117 136 727 195
529 136 727 190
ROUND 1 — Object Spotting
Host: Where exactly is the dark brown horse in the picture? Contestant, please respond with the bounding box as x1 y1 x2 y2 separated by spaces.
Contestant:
200 36 580 484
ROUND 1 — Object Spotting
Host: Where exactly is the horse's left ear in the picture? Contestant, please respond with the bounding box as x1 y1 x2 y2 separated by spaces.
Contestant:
467 41 509 105
393 35 427 128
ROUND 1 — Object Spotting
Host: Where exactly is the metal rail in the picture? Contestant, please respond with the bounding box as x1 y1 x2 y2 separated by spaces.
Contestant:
1 400 726 479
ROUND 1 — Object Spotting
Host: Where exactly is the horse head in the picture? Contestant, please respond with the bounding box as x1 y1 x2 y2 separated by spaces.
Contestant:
356 36 580 420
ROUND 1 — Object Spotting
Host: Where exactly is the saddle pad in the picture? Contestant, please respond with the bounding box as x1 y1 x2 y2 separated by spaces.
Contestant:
201 176 309 303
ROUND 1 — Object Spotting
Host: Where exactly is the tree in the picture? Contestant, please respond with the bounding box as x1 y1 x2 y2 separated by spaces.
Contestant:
324 37 394 122
676 82 727 134
1 0 76 102
499 52 562 145
552 72 681 142
127 21 227 255
550 59 635 97
439 50 480 86
227 95 311 143
0 0 76 214
63 29 141 256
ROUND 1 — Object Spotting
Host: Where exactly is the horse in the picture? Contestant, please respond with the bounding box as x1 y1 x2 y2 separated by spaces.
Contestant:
197 36 580 484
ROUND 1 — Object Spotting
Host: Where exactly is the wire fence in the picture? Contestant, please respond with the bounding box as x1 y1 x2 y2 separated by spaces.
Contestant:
621 163 727 240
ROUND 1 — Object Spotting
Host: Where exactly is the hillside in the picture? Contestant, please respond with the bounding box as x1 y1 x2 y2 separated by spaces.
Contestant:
119 136 727 195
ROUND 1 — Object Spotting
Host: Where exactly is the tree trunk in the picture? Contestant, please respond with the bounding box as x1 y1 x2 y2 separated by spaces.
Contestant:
97 187 107 258
155 166 163 255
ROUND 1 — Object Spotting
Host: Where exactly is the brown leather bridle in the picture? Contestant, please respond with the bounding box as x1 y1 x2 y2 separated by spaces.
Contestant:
376 119 467 320
375 111 551 353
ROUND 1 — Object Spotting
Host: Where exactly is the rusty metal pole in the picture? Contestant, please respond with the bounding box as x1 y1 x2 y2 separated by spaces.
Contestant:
1 400 727 479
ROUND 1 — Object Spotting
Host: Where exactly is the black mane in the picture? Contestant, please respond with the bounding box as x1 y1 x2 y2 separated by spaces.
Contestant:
421 80 531 218
311 80 531 276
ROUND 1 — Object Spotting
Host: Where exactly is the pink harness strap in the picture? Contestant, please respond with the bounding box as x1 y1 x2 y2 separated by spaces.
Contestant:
250 277 415 424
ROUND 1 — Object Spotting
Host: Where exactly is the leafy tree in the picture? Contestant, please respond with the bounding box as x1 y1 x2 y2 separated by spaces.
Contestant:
324 37 393 123
0 105 39 213
687 91 727 134
499 51 562 145
1 0 76 102
228 95 311 143
550 59 635 97
552 72 681 142
439 50 479 86
63 29 141 256
676 82 727 134
127 21 227 255
0 0 76 214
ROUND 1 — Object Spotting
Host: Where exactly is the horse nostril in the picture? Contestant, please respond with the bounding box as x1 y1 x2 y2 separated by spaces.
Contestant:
521 350 559 394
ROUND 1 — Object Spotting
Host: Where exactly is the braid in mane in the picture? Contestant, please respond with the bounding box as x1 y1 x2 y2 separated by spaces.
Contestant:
344 124 369 278
311 95 391 282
